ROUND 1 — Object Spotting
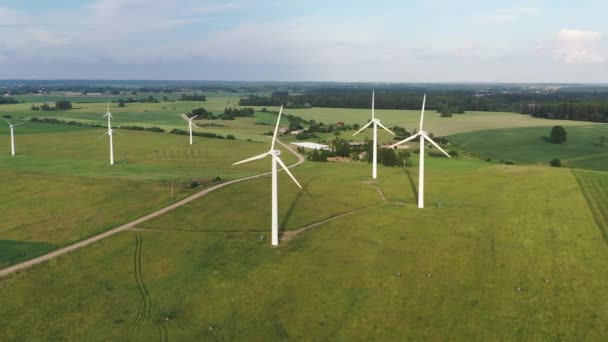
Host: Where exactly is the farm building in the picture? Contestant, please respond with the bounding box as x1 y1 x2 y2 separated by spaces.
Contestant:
290 142 331 150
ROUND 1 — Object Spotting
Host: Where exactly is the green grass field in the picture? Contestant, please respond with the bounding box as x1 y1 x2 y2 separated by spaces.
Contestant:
250 106 597 136
573 170 608 243
447 124 608 170
0 120 296 267
3 94 608 340
1 160 607 340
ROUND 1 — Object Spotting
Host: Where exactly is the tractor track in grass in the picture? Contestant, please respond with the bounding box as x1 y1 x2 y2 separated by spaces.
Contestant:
121 233 168 342
0 140 304 278
280 205 379 243
573 170 608 246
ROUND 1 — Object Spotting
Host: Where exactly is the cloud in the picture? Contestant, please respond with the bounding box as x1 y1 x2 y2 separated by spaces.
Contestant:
553 29 606 64
479 4 540 24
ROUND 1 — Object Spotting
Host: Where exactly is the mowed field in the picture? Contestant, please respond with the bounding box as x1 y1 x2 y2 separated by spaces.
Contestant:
448 124 608 170
0 120 296 268
1 160 607 340
247 105 597 136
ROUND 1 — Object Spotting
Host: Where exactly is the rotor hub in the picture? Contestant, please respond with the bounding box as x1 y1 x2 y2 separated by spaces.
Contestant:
271 149 281 156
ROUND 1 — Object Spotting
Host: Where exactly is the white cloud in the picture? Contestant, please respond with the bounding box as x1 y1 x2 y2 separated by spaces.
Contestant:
479 4 540 24
553 29 606 64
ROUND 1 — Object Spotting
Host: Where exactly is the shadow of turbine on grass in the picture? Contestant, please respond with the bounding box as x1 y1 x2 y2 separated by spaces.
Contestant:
404 168 419 203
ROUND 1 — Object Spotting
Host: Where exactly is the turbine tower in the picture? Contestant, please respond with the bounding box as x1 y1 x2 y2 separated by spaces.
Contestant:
103 104 115 165
353 90 395 179
389 94 450 208
181 113 199 145
233 105 302 246
3 119 25 156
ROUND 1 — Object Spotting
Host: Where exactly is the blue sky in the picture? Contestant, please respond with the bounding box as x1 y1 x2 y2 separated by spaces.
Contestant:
0 0 607 82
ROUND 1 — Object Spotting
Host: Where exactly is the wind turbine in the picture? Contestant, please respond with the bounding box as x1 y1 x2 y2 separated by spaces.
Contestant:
181 113 199 145
103 104 115 165
3 119 25 156
353 90 395 179
389 94 451 208
233 105 302 246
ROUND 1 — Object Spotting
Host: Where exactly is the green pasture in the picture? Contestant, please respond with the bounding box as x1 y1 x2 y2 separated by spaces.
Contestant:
0 122 296 180
1 160 607 340
447 124 608 170
0 121 297 266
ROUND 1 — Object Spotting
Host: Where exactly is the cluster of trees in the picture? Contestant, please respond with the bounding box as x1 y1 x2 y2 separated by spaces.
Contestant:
116 96 159 106
0 97 18 104
169 128 233 140
549 126 567 144
30 100 72 111
30 117 104 127
187 108 214 119
220 107 255 120
119 126 165 132
439 105 465 118
179 94 206 101
521 102 608 122
307 149 330 162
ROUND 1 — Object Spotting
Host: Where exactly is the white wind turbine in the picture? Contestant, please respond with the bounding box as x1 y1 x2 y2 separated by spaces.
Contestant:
103 104 115 165
181 113 199 145
3 118 25 156
353 90 395 179
233 105 302 246
389 94 451 208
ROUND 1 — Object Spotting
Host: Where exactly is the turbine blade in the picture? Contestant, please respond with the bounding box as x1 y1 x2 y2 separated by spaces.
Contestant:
2 118 11 125
191 121 201 128
372 90 375 120
270 105 283 151
12 122 26 127
424 135 451 158
419 94 426 131
180 113 191 122
376 121 395 135
388 133 421 148
233 152 269 165
352 121 373 136
276 156 302 188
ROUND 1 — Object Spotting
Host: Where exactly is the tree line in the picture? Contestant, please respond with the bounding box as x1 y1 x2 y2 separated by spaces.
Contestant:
240 91 608 123
31 100 72 111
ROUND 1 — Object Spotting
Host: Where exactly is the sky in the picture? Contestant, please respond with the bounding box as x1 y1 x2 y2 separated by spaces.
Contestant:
0 0 607 82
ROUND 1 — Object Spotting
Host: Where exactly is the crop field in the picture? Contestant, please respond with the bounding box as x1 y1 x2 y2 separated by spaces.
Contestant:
248 105 597 136
447 124 608 170
1 160 607 340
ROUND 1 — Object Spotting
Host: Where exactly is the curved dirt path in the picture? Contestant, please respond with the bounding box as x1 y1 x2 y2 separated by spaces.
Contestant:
0 140 304 278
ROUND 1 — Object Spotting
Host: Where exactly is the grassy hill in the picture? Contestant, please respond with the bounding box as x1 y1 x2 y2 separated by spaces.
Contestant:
447 124 608 170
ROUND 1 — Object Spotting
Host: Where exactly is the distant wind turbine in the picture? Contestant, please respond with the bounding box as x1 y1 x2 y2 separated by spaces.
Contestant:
103 104 115 165
353 90 395 179
389 94 450 208
181 113 199 145
3 118 25 156
233 105 302 246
